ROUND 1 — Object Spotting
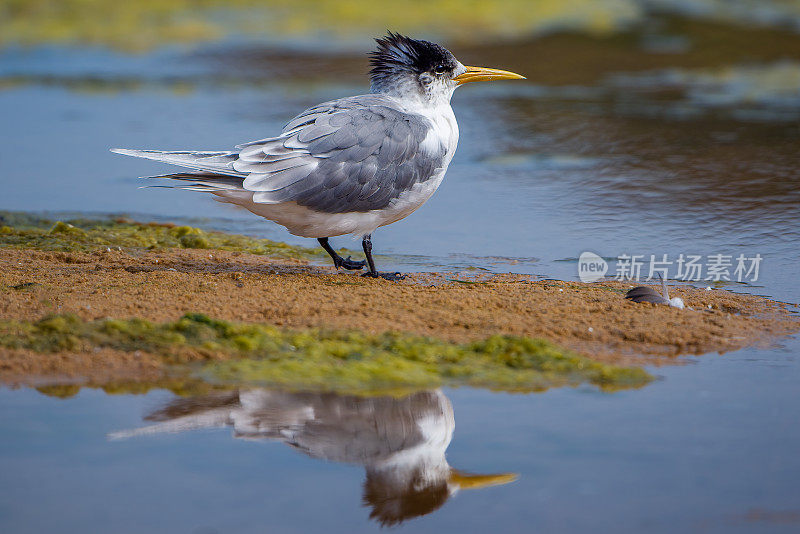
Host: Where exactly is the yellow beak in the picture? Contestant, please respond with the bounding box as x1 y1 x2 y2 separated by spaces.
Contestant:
454 65 526 85
448 470 519 490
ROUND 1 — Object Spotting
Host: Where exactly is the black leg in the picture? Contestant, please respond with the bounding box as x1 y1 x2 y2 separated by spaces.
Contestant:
317 238 365 271
362 234 376 273
360 234 405 281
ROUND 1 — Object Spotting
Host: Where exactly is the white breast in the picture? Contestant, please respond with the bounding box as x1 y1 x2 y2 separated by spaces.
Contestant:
414 100 460 163
373 100 459 229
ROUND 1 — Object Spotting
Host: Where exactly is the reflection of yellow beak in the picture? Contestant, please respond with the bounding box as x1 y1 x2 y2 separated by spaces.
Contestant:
448 470 519 489
454 66 526 85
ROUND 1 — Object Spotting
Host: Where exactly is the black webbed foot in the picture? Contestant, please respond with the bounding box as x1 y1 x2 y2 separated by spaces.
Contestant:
359 234 403 280
319 237 365 271
337 255 366 271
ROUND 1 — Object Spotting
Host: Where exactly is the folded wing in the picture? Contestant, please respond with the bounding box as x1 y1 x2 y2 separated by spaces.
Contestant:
236 95 445 213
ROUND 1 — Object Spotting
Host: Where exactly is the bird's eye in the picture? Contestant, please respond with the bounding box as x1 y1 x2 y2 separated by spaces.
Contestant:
434 65 449 74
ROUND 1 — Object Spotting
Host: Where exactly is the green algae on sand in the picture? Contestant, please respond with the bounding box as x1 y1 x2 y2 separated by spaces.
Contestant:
0 313 653 394
0 211 317 259
0 0 636 51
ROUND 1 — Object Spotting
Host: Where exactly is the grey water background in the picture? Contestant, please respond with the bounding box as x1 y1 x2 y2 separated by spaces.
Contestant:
2 9 800 533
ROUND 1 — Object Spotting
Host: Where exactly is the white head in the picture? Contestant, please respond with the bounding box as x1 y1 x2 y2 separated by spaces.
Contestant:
369 32 524 106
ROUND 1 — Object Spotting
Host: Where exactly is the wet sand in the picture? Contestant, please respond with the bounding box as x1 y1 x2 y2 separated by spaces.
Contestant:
1 246 797 385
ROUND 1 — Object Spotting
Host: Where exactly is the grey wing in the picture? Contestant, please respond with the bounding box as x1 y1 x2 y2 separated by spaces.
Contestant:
233 96 446 213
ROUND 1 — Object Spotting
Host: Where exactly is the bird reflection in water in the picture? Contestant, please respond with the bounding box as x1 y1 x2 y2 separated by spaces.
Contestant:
110 389 517 526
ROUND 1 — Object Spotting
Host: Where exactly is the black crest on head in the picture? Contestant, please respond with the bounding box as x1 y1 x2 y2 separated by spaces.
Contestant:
369 32 457 87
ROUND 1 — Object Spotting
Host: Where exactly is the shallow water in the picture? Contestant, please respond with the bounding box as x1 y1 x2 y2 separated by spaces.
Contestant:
1 8 800 532
2 339 800 533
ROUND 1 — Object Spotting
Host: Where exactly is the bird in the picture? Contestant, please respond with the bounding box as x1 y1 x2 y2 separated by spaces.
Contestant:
111 32 524 280
108 388 517 526
625 274 685 309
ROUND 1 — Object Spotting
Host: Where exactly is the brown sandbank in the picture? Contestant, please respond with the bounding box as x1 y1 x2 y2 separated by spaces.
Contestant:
1 245 797 387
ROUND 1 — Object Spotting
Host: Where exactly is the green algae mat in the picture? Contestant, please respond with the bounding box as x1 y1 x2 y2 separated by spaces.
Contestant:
0 313 653 394
0 211 318 259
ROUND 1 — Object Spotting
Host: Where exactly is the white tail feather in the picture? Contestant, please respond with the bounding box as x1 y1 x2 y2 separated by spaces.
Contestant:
110 148 244 177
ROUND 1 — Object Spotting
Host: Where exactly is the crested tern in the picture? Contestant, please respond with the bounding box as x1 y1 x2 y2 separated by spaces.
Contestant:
112 33 524 280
